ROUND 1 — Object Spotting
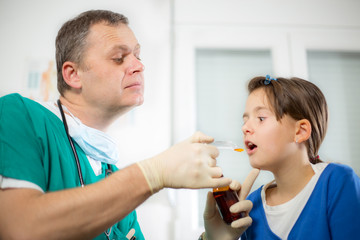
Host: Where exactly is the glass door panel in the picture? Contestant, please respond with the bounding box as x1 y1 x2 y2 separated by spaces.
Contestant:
195 48 275 227
307 51 360 175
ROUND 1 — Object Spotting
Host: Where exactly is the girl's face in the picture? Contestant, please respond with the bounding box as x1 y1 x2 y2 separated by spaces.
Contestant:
242 88 298 172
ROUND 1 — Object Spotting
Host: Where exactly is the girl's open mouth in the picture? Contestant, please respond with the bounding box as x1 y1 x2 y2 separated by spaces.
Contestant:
245 141 257 154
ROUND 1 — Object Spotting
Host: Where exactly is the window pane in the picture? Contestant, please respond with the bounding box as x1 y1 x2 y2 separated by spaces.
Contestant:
195 49 274 227
307 51 360 175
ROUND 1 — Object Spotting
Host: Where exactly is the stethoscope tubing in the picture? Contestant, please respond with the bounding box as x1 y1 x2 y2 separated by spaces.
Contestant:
57 99 114 240
57 99 85 187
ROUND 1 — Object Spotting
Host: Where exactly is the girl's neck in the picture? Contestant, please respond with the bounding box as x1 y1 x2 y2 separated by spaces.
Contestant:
266 160 314 206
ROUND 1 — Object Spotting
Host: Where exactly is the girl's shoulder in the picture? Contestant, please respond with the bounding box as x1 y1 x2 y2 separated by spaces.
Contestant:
324 162 358 178
319 163 360 192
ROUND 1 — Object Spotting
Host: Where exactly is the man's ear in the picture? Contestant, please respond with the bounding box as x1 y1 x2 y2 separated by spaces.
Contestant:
62 61 82 89
294 119 311 143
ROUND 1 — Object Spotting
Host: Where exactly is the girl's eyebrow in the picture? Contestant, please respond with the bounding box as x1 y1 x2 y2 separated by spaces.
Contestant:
243 106 269 119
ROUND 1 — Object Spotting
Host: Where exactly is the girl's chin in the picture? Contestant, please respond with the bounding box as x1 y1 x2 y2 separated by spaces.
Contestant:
249 158 265 170
250 164 263 170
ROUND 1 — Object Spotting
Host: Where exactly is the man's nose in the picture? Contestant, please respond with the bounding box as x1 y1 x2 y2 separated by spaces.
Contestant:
128 55 144 74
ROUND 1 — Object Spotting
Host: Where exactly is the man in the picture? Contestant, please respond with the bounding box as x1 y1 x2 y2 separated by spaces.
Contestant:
0 10 256 239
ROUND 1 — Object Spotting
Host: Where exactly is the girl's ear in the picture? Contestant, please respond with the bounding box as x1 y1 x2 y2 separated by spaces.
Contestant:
294 119 311 143
62 61 82 89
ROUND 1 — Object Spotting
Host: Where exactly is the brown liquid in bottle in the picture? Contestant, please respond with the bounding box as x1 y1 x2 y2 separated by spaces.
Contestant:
213 185 245 224
212 148 245 224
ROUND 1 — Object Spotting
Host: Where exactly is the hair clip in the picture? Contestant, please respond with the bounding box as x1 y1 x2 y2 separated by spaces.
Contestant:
264 75 277 85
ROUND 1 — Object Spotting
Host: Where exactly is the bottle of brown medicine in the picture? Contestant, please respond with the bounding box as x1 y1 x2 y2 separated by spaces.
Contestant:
213 184 245 224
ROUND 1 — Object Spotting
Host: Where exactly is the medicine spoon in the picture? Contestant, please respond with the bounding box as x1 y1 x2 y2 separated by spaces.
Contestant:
212 140 244 152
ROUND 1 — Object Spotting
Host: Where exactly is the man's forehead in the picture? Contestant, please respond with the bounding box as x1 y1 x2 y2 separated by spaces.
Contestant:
88 22 139 47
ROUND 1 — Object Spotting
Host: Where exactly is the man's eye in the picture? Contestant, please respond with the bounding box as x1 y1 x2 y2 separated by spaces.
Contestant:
134 53 142 61
113 58 123 63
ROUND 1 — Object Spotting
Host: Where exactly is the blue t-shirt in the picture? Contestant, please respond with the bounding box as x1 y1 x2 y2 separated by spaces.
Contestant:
242 163 360 240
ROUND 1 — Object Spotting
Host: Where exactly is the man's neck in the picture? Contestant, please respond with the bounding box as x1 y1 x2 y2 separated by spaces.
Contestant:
58 95 130 132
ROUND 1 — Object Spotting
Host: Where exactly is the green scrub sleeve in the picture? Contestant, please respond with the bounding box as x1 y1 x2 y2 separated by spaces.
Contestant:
0 94 47 189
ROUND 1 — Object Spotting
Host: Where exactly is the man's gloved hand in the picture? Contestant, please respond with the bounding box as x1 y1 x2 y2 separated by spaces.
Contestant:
137 131 232 193
203 168 260 240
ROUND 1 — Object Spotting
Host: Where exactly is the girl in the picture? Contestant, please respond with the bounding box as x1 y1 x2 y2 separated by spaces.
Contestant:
241 75 360 239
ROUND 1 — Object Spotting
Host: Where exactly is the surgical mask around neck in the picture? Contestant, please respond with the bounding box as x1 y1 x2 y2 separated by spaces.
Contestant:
59 105 120 165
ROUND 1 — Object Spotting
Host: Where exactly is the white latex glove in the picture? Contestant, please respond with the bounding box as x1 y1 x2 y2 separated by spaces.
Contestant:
137 131 232 193
203 168 260 240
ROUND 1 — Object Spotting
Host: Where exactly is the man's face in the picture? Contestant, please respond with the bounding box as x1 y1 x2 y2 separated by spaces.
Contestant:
78 22 144 114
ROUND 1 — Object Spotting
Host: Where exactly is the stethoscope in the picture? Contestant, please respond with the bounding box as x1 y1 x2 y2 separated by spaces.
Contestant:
57 99 114 240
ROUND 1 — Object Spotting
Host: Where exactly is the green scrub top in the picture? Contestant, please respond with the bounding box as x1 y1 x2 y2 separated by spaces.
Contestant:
0 93 144 240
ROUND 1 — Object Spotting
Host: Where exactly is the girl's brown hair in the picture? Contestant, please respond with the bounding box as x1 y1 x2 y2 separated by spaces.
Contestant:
248 76 328 164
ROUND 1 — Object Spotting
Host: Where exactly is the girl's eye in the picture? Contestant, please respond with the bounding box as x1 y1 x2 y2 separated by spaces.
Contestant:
259 117 265 121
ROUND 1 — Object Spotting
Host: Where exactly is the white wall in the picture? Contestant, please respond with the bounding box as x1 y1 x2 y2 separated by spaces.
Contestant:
174 0 360 27
1 0 360 239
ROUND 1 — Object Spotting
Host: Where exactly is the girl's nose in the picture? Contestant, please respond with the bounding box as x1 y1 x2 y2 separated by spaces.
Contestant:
242 121 253 135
